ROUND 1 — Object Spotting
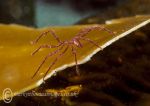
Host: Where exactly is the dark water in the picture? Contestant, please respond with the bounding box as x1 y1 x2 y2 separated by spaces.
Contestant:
0 0 35 26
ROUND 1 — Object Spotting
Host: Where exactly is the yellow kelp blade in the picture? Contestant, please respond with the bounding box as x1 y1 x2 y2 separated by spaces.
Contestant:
0 15 150 100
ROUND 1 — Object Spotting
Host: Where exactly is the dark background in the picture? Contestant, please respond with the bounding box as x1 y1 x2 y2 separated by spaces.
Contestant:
0 0 124 27
0 0 149 27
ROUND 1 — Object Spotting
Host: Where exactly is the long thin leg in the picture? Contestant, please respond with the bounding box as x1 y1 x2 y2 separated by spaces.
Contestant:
75 25 115 37
31 29 61 44
31 43 62 56
43 45 69 80
32 45 64 78
49 29 62 43
76 39 83 48
71 45 80 76
80 37 102 49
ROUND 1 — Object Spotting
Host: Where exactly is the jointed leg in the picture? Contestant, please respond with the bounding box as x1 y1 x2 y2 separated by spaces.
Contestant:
32 45 64 78
76 39 83 48
71 45 80 76
75 25 115 37
48 29 62 43
43 45 69 81
31 29 61 44
31 43 63 56
80 37 102 49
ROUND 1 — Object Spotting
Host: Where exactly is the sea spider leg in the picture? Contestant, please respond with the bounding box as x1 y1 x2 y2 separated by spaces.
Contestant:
79 37 102 49
43 45 69 81
31 43 63 56
71 45 80 75
48 29 62 43
75 25 115 37
32 45 64 78
76 39 83 48
31 29 62 44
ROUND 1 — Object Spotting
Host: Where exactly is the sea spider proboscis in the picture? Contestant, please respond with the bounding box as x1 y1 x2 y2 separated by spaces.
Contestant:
31 25 115 81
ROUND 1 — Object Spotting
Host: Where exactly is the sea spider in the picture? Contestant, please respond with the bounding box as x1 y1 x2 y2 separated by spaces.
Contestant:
31 25 115 81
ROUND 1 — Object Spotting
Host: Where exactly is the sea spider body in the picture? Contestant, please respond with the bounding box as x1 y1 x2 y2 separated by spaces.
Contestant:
31 25 115 81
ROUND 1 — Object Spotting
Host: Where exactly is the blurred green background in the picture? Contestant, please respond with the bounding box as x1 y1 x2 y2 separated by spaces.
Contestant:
0 0 121 27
